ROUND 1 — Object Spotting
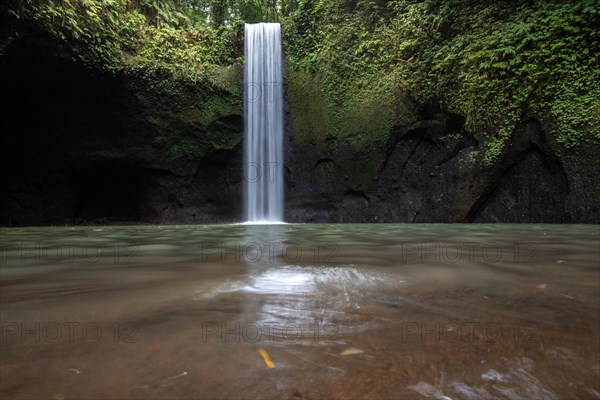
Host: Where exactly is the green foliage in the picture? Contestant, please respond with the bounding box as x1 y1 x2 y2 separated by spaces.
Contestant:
4 0 599 163
5 0 244 74
4 0 244 160
424 0 600 160
287 66 329 144
284 0 600 162
281 0 322 71
463 150 479 167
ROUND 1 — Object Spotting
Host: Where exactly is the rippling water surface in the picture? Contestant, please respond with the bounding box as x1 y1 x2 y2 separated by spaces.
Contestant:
1 224 598 399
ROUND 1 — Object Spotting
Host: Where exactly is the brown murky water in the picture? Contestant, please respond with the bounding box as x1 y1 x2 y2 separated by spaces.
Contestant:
1 224 599 399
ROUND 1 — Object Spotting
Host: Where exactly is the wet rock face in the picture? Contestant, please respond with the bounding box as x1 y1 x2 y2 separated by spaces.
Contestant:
285 112 600 224
0 37 244 226
0 40 598 225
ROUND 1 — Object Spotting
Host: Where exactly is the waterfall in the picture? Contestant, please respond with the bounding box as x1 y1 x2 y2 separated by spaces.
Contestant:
244 23 284 223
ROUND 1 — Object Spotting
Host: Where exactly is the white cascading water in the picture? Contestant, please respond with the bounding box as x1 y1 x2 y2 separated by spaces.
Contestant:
244 23 284 223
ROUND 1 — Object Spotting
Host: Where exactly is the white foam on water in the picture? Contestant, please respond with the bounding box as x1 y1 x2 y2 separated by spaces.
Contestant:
193 265 404 333
408 357 560 400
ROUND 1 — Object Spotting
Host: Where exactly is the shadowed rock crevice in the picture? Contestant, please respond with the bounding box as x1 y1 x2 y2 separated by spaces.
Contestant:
345 189 369 202
74 162 143 223
469 146 569 223
465 118 570 223
314 158 335 170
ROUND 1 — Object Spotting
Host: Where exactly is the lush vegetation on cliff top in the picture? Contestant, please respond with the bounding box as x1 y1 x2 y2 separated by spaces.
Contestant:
2 0 599 164
284 0 599 165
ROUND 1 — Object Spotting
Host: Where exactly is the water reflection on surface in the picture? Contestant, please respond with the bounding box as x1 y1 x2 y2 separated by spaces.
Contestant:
1 224 599 399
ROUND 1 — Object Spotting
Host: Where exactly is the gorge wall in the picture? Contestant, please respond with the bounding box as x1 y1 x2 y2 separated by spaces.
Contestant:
1 36 598 226
285 98 599 223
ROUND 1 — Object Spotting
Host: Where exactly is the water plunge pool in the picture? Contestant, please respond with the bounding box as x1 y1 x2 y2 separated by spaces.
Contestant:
0 224 598 399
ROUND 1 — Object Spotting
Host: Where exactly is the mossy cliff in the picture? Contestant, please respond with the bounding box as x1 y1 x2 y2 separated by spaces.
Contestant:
0 0 598 224
283 0 599 222
284 0 599 156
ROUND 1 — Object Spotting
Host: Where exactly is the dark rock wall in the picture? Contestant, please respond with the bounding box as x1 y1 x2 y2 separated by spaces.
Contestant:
285 112 599 223
1 42 598 225
1 37 243 226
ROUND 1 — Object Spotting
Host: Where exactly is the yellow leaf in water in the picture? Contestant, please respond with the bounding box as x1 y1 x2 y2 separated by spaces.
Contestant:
258 348 275 368
340 348 364 356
